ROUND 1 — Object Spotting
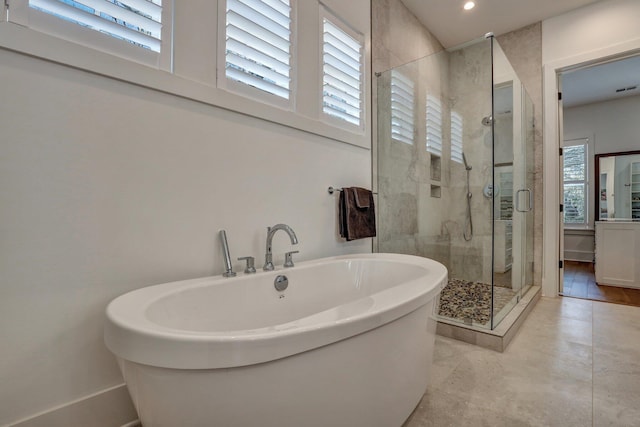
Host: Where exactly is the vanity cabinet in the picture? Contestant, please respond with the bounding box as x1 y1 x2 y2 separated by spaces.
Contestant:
595 221 640 289
494 220 512 273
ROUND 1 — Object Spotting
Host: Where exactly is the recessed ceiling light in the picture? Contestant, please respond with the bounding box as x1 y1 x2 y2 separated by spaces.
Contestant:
463 1 476 10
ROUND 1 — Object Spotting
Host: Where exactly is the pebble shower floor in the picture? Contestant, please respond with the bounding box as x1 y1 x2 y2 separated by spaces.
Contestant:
437 278 516 325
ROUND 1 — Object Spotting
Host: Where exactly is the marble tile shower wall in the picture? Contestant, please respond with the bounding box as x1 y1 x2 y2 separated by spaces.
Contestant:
372 0 449 269
371 0 443 75
447 42 494 284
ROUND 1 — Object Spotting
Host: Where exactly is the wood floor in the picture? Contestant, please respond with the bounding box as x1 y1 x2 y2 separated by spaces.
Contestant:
562 260 640 307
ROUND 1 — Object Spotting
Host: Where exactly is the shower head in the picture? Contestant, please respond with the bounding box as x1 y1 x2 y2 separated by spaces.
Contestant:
462 153 472 171
481 115 493 126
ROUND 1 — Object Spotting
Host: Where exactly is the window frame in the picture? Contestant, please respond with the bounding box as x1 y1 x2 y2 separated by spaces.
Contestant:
0 1 370 149
216 0 297 111
7 0 173 70
563 141 589 227
318 5 364 132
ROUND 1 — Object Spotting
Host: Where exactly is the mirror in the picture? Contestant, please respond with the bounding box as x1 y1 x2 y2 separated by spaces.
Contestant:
595 151 640 220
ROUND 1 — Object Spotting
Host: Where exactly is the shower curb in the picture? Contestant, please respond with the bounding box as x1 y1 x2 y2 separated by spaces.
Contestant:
436 285 541 352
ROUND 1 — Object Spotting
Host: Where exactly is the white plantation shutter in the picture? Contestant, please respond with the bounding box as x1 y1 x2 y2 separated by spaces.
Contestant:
322 16 363 127
224 0 292 100
563 143 588 225
426 95 442 156
451 111 464 164
391 70 414 145
29 0 163 52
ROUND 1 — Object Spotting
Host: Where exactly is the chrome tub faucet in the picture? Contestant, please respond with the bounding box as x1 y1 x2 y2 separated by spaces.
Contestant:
263 224 298 271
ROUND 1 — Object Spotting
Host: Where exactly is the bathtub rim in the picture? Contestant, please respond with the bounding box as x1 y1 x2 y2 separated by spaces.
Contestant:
104 253 447 369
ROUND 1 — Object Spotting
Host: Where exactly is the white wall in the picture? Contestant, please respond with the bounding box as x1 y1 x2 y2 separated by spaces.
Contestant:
542 0 640 64
542 0 640 296
566 94 640 216
0 1 372 425
562 95 640 261
564 95 640 155
564 229 595 262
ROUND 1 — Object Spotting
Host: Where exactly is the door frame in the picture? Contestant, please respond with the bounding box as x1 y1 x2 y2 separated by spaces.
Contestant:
542 40 640 297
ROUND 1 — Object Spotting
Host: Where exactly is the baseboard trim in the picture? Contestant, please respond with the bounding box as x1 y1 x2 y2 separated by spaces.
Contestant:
564 250 595 262
9 384 138 427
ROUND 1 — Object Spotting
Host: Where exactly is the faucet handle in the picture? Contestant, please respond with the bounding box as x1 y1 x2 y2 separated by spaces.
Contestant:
284 251 299 268
238 256 257 274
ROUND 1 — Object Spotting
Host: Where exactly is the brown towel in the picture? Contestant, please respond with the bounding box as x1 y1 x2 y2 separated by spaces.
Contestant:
339 187 376 241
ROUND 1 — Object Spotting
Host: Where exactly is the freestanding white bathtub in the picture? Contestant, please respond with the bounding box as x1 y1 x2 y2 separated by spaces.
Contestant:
105 253 447 427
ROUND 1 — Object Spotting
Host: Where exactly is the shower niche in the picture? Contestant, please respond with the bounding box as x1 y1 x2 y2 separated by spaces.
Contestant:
375 35 536 337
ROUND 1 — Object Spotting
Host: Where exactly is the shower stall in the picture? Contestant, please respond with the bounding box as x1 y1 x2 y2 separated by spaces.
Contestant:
375 35 535 330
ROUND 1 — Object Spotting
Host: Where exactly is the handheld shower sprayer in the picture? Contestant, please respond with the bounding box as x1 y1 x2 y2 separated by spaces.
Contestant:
462 152 472 171
462 152 473 241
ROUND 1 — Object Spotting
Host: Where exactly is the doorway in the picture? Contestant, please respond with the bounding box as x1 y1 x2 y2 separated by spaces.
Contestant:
558 54 640 306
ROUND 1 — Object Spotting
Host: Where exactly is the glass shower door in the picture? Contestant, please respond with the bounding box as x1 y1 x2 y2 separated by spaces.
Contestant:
491 39 535 328
519 91 536 298
492 85 535 328
511 85 535 304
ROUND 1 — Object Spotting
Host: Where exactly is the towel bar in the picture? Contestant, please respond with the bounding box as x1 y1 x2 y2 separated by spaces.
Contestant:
328 186 378 195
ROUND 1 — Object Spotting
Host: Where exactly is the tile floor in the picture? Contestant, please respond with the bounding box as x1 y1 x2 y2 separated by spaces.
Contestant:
405 296 640 427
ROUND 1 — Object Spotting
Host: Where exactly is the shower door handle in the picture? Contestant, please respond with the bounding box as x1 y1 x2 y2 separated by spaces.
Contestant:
515 189 533 212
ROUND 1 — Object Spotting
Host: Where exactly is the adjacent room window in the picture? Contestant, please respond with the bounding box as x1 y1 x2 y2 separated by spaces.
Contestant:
28 0 163 52
426 95 442 156
390 70 414 145
451 111 464 164
321 12 364 128
563 143 588 225
222 0 293 103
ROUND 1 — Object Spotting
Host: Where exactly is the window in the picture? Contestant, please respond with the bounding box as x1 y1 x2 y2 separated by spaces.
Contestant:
426 95 442 156
2 1 371 148
321 12 363 128
28 0 163 52
222 0 293 102
563 143 587 225
451 111 464 164
7 0 170 67
390 70 414 145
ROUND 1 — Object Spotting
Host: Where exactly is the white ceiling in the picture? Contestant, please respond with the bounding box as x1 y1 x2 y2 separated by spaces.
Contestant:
562 55 640 107
400 0 603 49
399 0 638 107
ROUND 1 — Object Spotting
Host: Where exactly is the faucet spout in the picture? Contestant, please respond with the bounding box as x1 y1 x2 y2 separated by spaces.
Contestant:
263 224 298 271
